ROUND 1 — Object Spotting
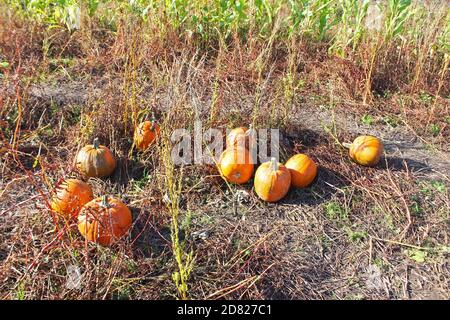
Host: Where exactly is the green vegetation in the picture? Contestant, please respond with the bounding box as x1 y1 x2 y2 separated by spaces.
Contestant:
361 114 375 125
5 0 450 61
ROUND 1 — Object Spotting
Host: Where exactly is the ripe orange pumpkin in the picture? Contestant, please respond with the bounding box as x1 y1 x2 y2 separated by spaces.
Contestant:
76 138 116 177
254 157 291 202
285 154 317 188
77 195 132 246
344 135 384 167
134 117 160 151
51 179 94 219
226 125 255 149
218 147 254 184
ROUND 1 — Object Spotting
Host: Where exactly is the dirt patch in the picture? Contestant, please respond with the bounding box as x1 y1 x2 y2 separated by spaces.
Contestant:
29 82 92 107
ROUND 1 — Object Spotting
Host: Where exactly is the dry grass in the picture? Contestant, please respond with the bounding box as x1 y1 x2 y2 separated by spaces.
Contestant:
0 2 449 300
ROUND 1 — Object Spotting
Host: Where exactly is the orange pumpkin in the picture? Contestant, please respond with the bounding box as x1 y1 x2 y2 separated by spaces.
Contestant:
226 125 255 149
218 147 254 184
76 138 116 177
285 154 317 188
254 157 291 202
77 195 132 246
134 117 160 151
51 179 94 219
344 135 384 167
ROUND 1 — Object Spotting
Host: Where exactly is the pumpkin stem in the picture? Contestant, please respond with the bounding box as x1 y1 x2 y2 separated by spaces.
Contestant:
101 195 110 208
93 138 100 149
270 157 278 171
342 142 352 149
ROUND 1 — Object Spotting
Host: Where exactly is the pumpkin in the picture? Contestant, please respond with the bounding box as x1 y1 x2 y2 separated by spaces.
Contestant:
51 179 94 219
226 125 255 149
76 138 116 177
285 154 317 188
343 135 384 167
134 116 160 151
218 147 254 184
77 195 132 246
254 157 291 202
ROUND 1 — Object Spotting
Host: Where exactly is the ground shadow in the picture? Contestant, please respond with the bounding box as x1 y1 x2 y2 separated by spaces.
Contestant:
280 127 323 153
112 156 151 188
0 248 6 262
282 166 351 206
281 155 433 207
5 145 49 171
128 206 172 258
379 156 431 174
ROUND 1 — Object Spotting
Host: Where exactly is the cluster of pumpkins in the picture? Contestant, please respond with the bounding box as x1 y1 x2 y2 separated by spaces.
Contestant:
50 117 161 246
218 127 384 202
50 116 384 246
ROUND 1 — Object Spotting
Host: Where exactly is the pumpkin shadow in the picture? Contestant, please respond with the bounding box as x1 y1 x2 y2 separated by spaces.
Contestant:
280 128 323 151
112 157 149 188
378 156 431 173
128 206 172 258
3 145 49 171
282 166 351 206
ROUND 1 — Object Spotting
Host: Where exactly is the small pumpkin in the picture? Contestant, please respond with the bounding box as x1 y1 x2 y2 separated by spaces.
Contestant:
134 115 160 151
218 147 254 184
254 157 291 202
77 195 132 246
285 154 318 188
226 125 255 149
51 179 94 219
343 135 384 167
76 138 116 177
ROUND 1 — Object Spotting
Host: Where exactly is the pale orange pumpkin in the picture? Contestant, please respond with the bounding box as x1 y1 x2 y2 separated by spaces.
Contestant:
254 157 291 202
226 125 255 149
51 178 94 219
343 135 384 167
77 195 132 246
134 116 160 151
218 147 254 184
285 154 317 188
76 138 116 177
